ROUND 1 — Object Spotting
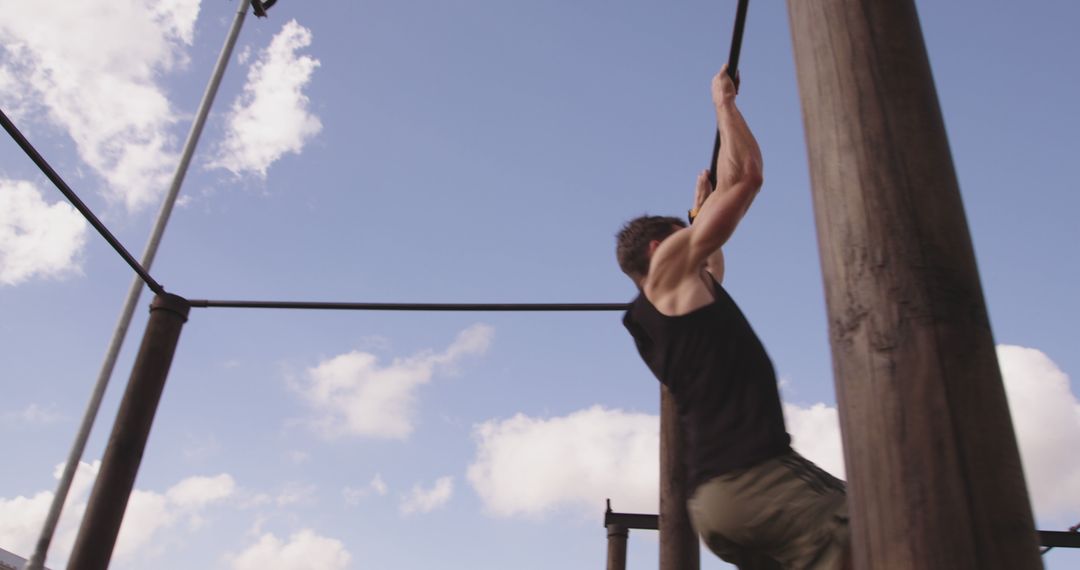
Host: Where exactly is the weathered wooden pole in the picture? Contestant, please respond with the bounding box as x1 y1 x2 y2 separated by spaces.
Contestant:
786 1 1041 568
67 294 190 570
659 385 699 570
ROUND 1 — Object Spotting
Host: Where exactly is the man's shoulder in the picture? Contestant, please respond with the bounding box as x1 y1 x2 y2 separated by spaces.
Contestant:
644 266 715 317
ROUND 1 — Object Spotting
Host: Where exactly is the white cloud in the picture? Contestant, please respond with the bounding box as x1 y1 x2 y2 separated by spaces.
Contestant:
784 344 1080 521
273 483 317 508
998 345 1080 520
120 473 237 561
0 461 234 567
0 179 88 286
298 324 494 439
400 477 453 516
0 488 53 560
165 474 236 509
210 19 322 177
783 402 846 479
0 461 97 560
467 406 660 517
342 488 364 507
467 346 1080 524
114 489 173 560
371 473 388 496
229 530 351 570
0 0 201 211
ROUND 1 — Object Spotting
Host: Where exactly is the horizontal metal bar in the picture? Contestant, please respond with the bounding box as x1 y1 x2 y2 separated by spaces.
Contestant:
188 299 630 312
604 512 658 530
601 512 1076 548
0 107 165 296
1040 530 1080 549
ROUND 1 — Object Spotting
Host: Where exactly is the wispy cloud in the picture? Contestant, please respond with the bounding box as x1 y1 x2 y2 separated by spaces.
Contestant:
400 477 453 515
228 530 350 570
343 473 388 506
0 180 88 286
284 450 309 465
1 403 65 426
297 324 494 439
210 19 321 177
0 0 201 211
164 474 236 509
242 483 318 509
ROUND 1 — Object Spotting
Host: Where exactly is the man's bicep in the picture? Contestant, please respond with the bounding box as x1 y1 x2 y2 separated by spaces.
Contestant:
689 181 759 258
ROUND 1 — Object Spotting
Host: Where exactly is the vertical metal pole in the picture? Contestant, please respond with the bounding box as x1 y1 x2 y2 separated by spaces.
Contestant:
26 3 251 568
659 385 699 570
606 523 628 570
65 294 191 570
786 0 1041 568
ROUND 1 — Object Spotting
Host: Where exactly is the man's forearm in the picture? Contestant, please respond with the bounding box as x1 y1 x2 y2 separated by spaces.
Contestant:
714 101 763 190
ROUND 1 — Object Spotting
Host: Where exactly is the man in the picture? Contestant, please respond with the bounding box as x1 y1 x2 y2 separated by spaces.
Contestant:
617 67 850 569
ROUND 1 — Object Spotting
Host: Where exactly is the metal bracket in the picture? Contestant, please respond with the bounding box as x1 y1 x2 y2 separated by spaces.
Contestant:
252 0 278 18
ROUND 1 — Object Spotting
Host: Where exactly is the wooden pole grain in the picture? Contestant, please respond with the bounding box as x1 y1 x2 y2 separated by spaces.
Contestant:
660 385 700 570
786 1 1041 568
67 294 190 570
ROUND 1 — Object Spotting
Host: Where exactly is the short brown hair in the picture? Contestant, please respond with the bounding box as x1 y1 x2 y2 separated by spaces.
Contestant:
616 215 686 279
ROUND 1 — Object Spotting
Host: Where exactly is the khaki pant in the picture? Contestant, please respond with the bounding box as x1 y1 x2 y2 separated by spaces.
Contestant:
688 451 849 570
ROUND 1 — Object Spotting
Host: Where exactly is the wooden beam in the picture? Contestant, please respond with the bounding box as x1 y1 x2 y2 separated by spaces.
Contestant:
786 1 1041 568
67 294 191 570
659 385 699 570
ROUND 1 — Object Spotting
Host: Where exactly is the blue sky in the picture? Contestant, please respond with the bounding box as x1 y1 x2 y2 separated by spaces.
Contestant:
1 1 1078 569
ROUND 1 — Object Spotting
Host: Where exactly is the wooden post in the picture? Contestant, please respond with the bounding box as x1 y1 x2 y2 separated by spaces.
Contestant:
660 385 699 570
67 294 190 570
786 1 1041 568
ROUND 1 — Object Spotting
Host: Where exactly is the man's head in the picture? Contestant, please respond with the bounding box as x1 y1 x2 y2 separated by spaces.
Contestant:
616 215 687 284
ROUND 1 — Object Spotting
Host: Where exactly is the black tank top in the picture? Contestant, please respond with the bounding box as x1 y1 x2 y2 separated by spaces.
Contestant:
623 277 791 491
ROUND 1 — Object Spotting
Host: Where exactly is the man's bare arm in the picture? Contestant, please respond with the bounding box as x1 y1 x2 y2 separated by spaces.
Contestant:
687 67 763 264
691 170 726 282
644 67 761 306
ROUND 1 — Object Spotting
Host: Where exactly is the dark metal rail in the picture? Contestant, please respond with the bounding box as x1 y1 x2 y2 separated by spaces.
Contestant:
707 0 750 187
0 107 165 296
604 509 1080 550
1040 530 1080 550
188 299 629 312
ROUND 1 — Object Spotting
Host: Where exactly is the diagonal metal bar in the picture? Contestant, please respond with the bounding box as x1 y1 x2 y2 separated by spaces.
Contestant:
0 107 165 296
24 2 253 569
188 299 630 312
